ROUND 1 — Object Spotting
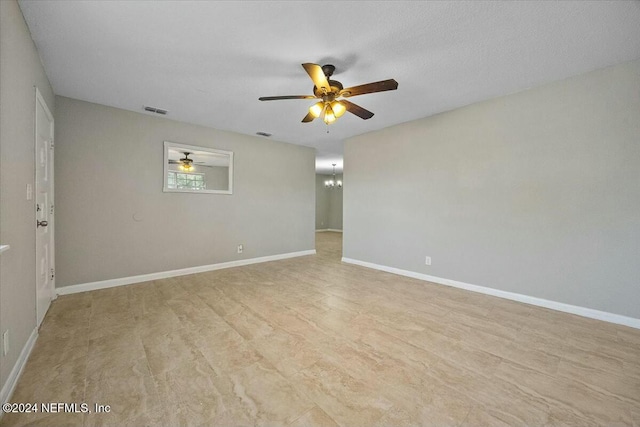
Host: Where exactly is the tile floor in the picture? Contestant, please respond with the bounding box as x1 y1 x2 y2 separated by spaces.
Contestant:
1 232 639 426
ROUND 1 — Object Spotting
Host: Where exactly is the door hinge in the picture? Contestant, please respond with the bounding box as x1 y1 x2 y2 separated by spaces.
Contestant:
50 268 55 280
50 140 54 149
50 204 54 215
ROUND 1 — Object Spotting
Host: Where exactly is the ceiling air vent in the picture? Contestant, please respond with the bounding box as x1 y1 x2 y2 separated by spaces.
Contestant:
144 106 168 115
256 132 272 137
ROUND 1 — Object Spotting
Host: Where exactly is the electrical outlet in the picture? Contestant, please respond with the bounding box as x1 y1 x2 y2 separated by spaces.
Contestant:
425 256 432 266
2 330 8 356
237 244 243 254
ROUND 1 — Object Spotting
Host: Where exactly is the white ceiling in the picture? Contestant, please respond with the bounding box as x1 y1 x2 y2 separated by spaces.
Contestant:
19 1 640 174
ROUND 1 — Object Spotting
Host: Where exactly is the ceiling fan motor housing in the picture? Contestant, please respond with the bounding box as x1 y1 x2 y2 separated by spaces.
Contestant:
180 152 193 165
313 65 343 97
321 64 335 77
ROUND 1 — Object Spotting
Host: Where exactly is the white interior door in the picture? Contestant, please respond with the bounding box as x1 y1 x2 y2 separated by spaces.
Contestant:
35 88 55 327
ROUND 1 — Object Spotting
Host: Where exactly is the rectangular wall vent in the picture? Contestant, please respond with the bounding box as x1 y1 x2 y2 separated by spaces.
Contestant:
144 106 168 115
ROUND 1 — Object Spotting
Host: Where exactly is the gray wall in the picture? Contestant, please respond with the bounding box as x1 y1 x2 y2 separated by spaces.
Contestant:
315 174 343 230
55 96 315 287
0 0 56 393
315 175 329 229
344 59 640 319
327 174 343 231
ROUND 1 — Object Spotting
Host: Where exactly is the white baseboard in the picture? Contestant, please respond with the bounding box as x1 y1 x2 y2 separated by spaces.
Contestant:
57 249 316 296
1 328 38 411
341 257 640 330
316 229 343 233
316 229 329 232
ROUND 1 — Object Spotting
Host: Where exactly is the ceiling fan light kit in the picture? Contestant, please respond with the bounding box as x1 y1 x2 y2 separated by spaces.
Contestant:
259 63 398 125
180 152 194 171
331 101 347 118
324 104 336 124
309 101 324 118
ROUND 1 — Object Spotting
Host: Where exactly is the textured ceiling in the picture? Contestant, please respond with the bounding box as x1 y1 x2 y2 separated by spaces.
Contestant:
18 1 640 173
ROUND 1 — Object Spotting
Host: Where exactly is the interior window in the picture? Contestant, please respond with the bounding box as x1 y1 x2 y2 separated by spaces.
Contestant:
167 171 206 190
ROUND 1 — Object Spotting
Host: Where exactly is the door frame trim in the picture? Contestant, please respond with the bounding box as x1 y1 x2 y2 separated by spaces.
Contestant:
34 87 55 327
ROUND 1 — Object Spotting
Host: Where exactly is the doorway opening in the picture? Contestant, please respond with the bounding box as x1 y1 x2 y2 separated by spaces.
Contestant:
315 168 343 232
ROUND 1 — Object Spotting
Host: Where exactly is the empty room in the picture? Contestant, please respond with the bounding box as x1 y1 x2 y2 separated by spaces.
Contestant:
1 1 639 426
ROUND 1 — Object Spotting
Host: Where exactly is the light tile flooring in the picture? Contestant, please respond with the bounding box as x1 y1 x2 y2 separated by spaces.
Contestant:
2 232 640 426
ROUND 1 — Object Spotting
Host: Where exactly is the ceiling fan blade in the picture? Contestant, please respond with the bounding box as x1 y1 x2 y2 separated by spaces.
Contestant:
340 79 398 98
341 100 374 120
259 95 317 101
301 112 315 123
168 160 179 164
302 63 332 94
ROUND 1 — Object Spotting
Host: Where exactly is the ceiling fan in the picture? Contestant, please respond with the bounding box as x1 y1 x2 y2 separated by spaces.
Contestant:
259 63 398 124
168 152 204 171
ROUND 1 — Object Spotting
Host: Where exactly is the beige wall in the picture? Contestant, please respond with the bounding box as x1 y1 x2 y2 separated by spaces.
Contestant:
344 59 640 319
54 96 315 287
315 174 343 230
0 0 56 393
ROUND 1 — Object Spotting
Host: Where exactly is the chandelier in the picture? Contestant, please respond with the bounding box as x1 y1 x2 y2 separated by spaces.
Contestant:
325 164 342 189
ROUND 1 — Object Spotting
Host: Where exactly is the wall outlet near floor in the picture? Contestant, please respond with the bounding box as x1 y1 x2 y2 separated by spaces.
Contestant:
2 330 8 356
425 256 432 266
237 244 243 254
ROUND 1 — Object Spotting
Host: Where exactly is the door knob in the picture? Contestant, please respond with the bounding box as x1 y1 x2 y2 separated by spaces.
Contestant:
37 220 48 227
